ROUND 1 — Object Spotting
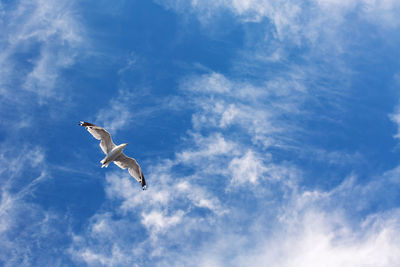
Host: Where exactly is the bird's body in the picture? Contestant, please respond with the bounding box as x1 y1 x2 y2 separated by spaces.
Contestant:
100 143 128 168
79 121 147 190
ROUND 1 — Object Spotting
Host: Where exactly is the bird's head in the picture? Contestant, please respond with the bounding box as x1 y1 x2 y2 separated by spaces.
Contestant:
119 143 128 150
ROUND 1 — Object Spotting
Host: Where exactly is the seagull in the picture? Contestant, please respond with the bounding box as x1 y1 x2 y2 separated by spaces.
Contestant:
79 121 147 190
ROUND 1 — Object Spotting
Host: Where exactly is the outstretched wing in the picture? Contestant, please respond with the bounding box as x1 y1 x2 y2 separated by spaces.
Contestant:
79 121 116 154
114 153 147 190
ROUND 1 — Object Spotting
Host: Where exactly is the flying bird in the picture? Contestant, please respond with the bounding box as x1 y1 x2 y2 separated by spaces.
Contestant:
79 121 147 190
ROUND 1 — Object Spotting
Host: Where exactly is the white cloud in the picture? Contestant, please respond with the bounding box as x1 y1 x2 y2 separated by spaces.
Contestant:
155 163 400 267
229 150 268 185
0 146 45 177
156 0 400 69
71 166 400 266
94 85 182 135
390 111 400 139
235 209 400 267
76 245 127 267
95 89 136 134
105 171 172 210
0 146 47 224
0 0 85 144
176 180 226 215
69 134 232 264
142 210 185 234
180 71 314 152
103 160 226 216
318 0 400 28
177 133 239 162
158 0 400 30
69 211 144 266
182 72 232 94
0 0 83 108
389 75 400 140
268 177 400 267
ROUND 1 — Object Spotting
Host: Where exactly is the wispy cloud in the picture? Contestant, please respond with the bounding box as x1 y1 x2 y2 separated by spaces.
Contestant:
0 0 84 126
69 164 227 264
142 165 400 267
0 145 68 265
233 209 400 267
157 0 400 31
229 150 269 185
390 109 400 139
95 89 136 134
228 168 400 267
180 71 309 149
70 149 400 266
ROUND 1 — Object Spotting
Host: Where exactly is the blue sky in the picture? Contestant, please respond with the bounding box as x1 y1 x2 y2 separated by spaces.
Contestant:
1 0 400 266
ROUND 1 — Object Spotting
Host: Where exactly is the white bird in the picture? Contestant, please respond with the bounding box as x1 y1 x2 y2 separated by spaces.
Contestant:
79 121 147 190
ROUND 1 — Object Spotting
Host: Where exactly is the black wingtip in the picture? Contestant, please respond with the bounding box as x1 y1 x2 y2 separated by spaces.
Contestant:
141 175 147 190
79 121 96 127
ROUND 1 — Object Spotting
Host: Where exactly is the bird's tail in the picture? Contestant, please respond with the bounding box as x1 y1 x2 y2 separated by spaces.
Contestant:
100 158 110 168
